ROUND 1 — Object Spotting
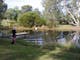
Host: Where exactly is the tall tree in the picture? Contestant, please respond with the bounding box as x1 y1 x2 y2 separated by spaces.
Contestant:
33 8 41 15
4 8 21 21
43 0 80 28
63 0 80 47
21 5 32 13
0 0 7 20
43 0 80 46
43 0 63 27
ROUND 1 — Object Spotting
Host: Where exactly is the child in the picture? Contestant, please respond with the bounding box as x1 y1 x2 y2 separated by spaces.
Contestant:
11 27 16 44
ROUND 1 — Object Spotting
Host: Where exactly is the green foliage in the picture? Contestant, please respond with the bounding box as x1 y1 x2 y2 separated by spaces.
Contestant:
33 8 41 15
21 5 32 13
4 8 20 21
0 0 7 20
0 38 45 60
36 17 46 26
0 38 80 60
18 11 46 27
42 0 63 27
1 19 17 28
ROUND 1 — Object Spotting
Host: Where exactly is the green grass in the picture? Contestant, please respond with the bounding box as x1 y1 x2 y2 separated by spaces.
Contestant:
0 38 80 60
0 38 46 60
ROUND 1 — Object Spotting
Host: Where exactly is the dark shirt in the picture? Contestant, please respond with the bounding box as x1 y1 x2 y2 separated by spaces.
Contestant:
12 29 16 37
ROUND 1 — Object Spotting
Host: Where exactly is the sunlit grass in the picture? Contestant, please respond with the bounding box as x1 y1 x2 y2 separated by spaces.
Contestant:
0 38 45 60
38 44 80 60
0 38 80 60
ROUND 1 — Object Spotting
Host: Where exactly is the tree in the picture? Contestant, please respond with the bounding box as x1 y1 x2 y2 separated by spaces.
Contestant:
43 0 80 28
36 16 46 26
18 11 46 27
42 0 63 27
63 0 80 47
43 0 80 47
4 8 21 21
0 0 7 20
21 5 32 13
33 8 41 16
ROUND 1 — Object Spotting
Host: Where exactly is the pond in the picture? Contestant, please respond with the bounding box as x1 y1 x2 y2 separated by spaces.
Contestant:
23 31 67 45
23 31 44 45
1 30 80 47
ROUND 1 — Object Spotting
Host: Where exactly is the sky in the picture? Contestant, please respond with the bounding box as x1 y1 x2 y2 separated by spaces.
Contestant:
4 0 44 11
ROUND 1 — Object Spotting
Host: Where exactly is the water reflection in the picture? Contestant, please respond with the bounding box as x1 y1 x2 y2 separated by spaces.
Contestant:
24 31 44 45
1 30 80 47
24 31 67 45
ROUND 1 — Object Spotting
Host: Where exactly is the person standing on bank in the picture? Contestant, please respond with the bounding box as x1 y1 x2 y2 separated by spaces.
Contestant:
11 27 16 44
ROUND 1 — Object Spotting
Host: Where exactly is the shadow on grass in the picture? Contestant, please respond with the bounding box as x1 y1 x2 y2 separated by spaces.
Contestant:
49 45 80 60
0 38 50 60
1 38 80 60
0 51 45 60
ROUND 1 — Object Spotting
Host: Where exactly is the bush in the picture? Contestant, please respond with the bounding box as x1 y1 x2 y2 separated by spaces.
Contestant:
18 11 46 27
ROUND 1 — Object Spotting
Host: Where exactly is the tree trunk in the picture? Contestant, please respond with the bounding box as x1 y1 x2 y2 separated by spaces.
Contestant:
64 0 80 47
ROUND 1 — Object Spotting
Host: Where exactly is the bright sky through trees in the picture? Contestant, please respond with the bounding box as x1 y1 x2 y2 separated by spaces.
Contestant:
5 0 44 11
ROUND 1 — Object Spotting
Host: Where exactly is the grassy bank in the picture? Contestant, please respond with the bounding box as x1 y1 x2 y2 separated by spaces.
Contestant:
0 38 80 60
0 38 45 60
